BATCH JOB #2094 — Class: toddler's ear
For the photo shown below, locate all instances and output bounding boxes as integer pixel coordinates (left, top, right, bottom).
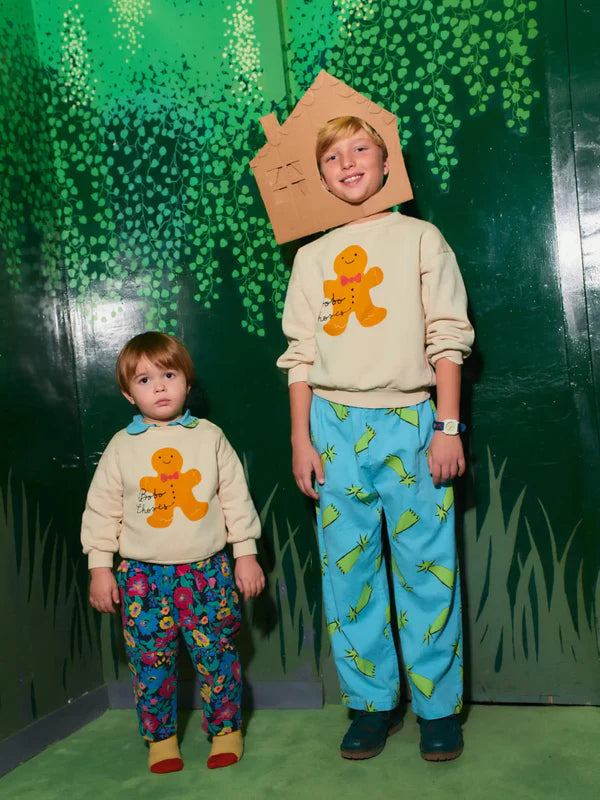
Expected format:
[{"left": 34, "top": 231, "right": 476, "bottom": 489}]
[
  {"left": 122, "top": 390, "right": 136, "bottom": 405},
  {"left": 383, "top": 157, "right": 390, "bottom": 176}
]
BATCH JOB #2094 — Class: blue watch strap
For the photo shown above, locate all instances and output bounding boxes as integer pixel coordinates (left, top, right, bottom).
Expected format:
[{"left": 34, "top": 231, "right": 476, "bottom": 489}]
[{"left": 433, "top": 420, "right": 466, "bottom": 433}]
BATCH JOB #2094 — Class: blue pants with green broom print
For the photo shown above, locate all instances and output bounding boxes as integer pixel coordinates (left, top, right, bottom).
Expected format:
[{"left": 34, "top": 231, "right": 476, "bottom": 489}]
[{"left": 310, "top": 395, "right": 463, "bottom": 720}]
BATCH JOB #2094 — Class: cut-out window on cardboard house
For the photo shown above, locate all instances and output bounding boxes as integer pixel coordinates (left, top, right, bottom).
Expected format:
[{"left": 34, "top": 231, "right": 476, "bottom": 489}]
[{"left": 250, "top": 70, "right": 413, "bottom": 244}]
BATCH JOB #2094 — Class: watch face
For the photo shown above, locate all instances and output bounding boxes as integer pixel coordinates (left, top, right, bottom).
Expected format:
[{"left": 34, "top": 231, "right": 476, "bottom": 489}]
[{"left": 444, "top": 420, "right": 459, "bottom": 435}]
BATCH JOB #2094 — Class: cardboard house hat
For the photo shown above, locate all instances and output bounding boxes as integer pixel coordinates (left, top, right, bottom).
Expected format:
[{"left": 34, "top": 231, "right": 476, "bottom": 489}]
[{"left": 250, "top": 70, "right": 413, "bottom": 244}]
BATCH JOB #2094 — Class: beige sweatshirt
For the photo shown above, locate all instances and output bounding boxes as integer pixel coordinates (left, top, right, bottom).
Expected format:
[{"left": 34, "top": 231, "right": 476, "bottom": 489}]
[
  {"left": 277, "top": 212, "right": 474, "bottom": 408},
  {"left": 81, "top": 420, "right": 260, "bottom": 569}
]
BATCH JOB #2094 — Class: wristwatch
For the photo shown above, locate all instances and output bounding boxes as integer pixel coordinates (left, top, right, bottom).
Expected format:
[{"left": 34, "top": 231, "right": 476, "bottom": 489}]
[{"left": 432, "top": 419, "right": 466, "bottom": 435}]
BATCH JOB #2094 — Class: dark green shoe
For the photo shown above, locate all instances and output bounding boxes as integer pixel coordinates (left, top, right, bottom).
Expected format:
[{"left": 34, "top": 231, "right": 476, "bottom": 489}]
[
  {"left": 418, "top": 715, "right": 463, "bottom": 761},
  {"left": 340, "top": 708, "right": 403, "bottom": 760}
]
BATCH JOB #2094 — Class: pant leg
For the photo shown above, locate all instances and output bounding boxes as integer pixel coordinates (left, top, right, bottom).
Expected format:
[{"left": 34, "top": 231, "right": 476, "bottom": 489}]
[
  {"left": 369, "top": 400, "right": 463, "bottom": 719},
  {"left": 116, "top": 560, "right": 181, "bottom": 741},
  {"left": 310, "top": 396, "right": 400, "bottom": 711},
  {"left": 174, "top": 553, "right": 243, "bottom": 735}
]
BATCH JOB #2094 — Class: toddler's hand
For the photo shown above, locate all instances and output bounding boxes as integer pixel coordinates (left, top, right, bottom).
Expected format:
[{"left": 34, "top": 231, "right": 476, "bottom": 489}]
[
  {"left": 234, "top": 554, "right": 265, "bottom": 601},
  {"left": 89, "top": 567, "right": 120, "bottom": 614},
  {"left": 292, "top": 438, "right": 324, "bottom": 500},
  {"left": 428, "top": 431, "right": 466, "bottom": 486}
]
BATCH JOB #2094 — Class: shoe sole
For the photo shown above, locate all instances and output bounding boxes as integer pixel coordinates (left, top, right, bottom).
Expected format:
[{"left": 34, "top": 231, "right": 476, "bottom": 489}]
[
  {"left": 420, "top": 745, "right": 463, "bottom": 762},
  {"left": 340, "top": 720, "right": 403, "bottom": 760}
]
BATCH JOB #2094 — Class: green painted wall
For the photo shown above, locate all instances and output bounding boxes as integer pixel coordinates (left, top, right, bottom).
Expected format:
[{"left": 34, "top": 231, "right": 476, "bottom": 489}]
[{"left": 1, "top": 0, "right": 598, "bottom": 741}]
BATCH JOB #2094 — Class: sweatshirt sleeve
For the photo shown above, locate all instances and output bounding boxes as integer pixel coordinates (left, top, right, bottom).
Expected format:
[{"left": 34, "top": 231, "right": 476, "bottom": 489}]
[
  {"left": 216, "top": 433, "right": 261, "bottom": 558},
  {"left": 81, "top": 437, "right": 124, "bottom": 570},
  {"left": 420, "top": 224, "right": 474, "bottom": 366},
  {"left": 276, "top": 248, "right": 318, "bottom": 384}
]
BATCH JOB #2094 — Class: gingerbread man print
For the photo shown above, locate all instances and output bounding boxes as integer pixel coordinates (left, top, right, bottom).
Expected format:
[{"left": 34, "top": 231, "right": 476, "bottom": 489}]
[
  {"left": 322, "top": 244, "right": 387, "bottom": 336},
  {"left": 140, "top": 448, "right": 208, "bottom": 528}
]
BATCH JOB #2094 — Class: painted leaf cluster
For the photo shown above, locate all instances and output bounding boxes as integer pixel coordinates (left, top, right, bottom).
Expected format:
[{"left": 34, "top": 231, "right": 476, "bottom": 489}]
[{"left": 1, "top": 0, "right": 539, "bottom": 335}]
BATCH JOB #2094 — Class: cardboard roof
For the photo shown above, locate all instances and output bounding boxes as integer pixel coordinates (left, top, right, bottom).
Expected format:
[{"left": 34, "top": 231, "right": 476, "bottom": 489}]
[{"left": 250, "top": 70, "right": 413, "bottom": 244}]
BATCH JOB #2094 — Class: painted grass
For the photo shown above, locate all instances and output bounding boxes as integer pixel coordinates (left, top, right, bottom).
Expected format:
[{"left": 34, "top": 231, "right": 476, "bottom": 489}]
[
  {"left": 243, "top": 466, "right": 324, "bottom": 679},
  {"left": 0, "top": 474, "right": 101, "bottom": 740},
  {"left": 463, "top": 449, "right": 599, "bottom": 701}
]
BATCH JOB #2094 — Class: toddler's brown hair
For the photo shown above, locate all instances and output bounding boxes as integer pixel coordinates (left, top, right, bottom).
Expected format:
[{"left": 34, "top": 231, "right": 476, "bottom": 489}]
[{"left": 116, "top": 332, "right": 195, "bottom": 392}]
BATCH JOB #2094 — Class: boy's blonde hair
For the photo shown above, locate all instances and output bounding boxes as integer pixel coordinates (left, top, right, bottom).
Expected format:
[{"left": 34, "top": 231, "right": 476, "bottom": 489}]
[
  {"left": 116, "top": 332, "right": 195, "bottom": 392},
  {"left": 315, "top": 116, "right": 388, "bottom": 168}
]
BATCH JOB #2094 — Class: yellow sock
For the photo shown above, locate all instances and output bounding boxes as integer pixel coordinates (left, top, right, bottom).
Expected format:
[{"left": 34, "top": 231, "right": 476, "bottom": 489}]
[
  {"left": 207, "top": 730, "right": 243, "bottom": 769},
  {"left": 148, "top": 735, "right": 183, "bottom": 774}
]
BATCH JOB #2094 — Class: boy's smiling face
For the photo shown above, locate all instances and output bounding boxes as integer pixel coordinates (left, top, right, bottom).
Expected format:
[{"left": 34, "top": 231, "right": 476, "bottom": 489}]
[
  {"left": 319, "top": 131, "right": 390, "bottom": 205},
  {"left": 122, "top": 356, "right": 189, "bottom": 426}
]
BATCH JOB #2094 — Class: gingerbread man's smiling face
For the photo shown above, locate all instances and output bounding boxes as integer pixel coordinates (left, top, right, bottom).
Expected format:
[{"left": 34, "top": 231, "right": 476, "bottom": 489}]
[
  {"left": 151, "top": 448, "right": 184, "bottom": 474},
  {"left": 334, "top": 245, "right": 368, "bottom": 280}
]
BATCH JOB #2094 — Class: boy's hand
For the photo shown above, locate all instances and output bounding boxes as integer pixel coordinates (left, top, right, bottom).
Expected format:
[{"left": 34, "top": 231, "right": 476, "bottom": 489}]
[
  {"left": 234, "top": 554, "right": 265, "bottom": 600},
  {"left": 292, "top": 438, "right": 324, "bottom": 499},
  {"left": 428, "top": 430, "right": 466, "bottom": 486},
  {"left": 89, "top": 567, "right": 120, "bottom": 614}
]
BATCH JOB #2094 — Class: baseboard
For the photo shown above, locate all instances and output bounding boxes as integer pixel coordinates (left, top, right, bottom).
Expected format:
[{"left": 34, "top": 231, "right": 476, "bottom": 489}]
[
  {"left": 0, "top": 685, "right": 108, "bottom": 778},
  {"left": 108, "top": 678, "right": 324, "bottom": 710}
]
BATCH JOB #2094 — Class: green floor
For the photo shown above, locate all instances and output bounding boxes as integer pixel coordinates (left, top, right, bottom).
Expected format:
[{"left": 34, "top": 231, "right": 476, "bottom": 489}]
[{"left": 1, "top": 705, "right": 598, "bottom": 799}]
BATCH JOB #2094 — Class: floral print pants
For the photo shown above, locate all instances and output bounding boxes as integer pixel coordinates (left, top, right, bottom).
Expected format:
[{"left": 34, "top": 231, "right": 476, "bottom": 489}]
[{"left": 116, "top": 552, "right": 242, "bottom": 742}]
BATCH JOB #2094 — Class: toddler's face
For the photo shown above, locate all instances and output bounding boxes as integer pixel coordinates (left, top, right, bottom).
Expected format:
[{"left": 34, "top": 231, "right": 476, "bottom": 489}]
[
  {"left": 122, "top": 356, "right": 189, "bottom": 426},
  {"left": 319, "top": 132, "right": 389, "bottom": 205}
]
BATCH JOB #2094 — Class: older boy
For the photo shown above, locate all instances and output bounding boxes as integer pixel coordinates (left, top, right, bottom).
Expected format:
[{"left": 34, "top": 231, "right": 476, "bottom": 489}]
[{"left": 277, "top": 117, "right": 473, "bottom": 761}]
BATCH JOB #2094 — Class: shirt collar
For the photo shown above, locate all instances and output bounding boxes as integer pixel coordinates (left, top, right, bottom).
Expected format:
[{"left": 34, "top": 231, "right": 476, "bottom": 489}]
[{"left": 126, "top": 409, "right": 200, "bottom": 435}]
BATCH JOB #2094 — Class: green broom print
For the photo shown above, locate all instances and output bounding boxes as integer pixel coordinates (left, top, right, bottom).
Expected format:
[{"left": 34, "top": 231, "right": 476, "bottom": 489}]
[
  {"left": 345, "top": 484, "right": 377, "bottom": 505},
  {"left": 391, "top": 555, "right": 413, "bottom": 591},
  {"left": 322, "top": 504, "right": 340, "bottom": 529},
  {"left": 392, "top": 508, "right": 420, "bottom": 538},
  {"left": 417, "top": 560, "right": 455, "bottom": 589},
  {"left": 383, "top": 604, "right": 391, "bottom": 638},
  {"left": 423, "top": 606, "right": 450, "bottom": 644},
  {"left": 336, "top": 534, "right": 369, "bottom": 574},
  {"left": 407, "top": 666, "right": 435, "bottom": 698},
  {"left": 354, "top": 424, "right": 376, "bottom": 454},
  {"left": 320, "top": 443, "right": 336, "bottom": 471},
  {"left": 384, "top": 453, "right": 416, "bottom": 487},
  {"left": 348, "top": 582, "right": 373, "bottom": 623},
  {"left": 327, "top": 618, "right": 342, "bottom": 636},
  {"left": 329, "top": 401, "right": 349, "bottom": 421},
  {"left": 435, "top": 486, "right": 454, "bottom": 522},
  {"left": 345, "top": 648, "right": 376, "bottom": 677},
  {"left": 385, "top": 407, "right": 419, "bottom": 426},
  {"left": 320, "top": 552, "right": 328, "bottom": 576}
]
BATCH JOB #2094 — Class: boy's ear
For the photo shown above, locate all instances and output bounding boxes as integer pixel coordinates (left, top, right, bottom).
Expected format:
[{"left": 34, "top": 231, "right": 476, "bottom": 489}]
[
  {"left": 121, "top": 390, "right": 136, "bottom": 406},
  {"left": 320, "top": 173, "right": 331, "bottom": 192},
  {"left": 383, "top": 156, "right": 390, "bottom": 176}
]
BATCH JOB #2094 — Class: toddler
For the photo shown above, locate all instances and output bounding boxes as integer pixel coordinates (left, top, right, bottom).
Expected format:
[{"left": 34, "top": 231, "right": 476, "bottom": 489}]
[{"left": 82, "top": 331, "right": 264, "bottom": 772}]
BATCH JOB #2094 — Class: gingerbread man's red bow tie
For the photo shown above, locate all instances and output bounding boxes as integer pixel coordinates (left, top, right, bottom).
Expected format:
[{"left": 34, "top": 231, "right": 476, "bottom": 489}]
[
  {"left": 340, "top": 273, "right": 362, "bottom": 287},
  {"left": 161, "top": 471, "right": 179, "bottom": 482}
]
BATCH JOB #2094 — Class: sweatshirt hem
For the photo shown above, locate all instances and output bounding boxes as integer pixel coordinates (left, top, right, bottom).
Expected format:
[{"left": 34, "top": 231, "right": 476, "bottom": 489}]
[{"left": 313, "top": 387, "right": 431, "bottom": 408}]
